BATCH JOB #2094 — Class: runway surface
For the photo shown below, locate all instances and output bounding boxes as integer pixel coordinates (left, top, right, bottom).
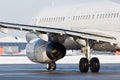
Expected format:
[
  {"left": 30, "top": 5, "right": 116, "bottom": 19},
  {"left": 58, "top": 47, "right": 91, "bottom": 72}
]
[{"left": 0, "top": 64, "right": 120, "bottom": 80}]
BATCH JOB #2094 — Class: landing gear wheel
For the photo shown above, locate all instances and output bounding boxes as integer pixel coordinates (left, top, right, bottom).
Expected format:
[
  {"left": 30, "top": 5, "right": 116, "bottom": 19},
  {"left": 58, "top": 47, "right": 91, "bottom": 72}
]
[
  {"left": 46, "top": 62, "right": 56, "bottom": 71},
  {"left": 51, "top": 63, "right": 56, "bottom": 70},
  {"left": 90, "top": 57, "right": 100, "bottom": 72},
  {"left": 79, "top": 58, "right": 89, "bottom": 72}
]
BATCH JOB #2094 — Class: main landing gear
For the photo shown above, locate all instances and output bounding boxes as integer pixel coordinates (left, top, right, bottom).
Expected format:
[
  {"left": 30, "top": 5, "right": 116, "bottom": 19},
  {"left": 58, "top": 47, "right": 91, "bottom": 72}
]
[
  {"left": 79, "top": 57, "right": 100, "bottom": 72},
  {"left": 79, "top": 40, "right": 100, "bottom": 72}
]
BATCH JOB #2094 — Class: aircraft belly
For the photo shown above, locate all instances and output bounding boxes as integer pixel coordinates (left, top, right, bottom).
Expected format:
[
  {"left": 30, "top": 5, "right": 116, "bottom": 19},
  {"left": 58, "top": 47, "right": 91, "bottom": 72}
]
[
  {"left": 64, "top": 39, "right": 116, "bottom": 51},
  {"left": 93, "top": 43, "right": 116, "bottom": 51},
  {"left": 63, "top": 38, "right": 80, "bottom": 50}
]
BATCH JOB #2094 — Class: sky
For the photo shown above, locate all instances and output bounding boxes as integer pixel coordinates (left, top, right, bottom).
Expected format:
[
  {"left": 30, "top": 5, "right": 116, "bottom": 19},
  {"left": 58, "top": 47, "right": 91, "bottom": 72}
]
[{"left": 0, "top": 0, "right": 119, "bottom": 38}]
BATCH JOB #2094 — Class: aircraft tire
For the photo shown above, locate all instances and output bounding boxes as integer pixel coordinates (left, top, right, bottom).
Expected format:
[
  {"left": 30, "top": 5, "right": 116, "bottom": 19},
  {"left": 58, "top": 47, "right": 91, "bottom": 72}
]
[
  {"left": 51, "top": 62, "right": 56, "bottom": 70},
  {"left": 46, "top": 62, "right": 56, "bottom": 71},
  {"left": 79, "top": 58, "right": 89, "bottom": 72},
  {"left": 90, "top": 57, "right": 100, "bottom": 72}
]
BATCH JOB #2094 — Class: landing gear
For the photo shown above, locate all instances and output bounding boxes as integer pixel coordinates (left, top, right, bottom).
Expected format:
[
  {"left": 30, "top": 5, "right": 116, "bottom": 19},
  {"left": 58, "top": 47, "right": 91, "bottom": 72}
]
[
  {"left": 79, "top": 57, "right": 100, "bottom": 72},
  {"left": 46, "top": 62, "right": 56, "bottom": 71},
  {"left": 79, "top": 39, "right": 100, "bottom": 72}
]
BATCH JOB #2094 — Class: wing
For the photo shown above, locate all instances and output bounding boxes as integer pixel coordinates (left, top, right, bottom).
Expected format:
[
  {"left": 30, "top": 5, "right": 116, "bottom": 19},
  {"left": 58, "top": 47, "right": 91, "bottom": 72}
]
[{"left": 0, "top": 22, "right": 117, "bottom": 45}]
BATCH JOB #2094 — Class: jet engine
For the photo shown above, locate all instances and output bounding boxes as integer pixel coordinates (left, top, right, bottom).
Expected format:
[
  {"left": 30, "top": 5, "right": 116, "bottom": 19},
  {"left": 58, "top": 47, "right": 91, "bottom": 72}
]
[{"left": 26, "top": 38, "right": 66, "bottom": 63}]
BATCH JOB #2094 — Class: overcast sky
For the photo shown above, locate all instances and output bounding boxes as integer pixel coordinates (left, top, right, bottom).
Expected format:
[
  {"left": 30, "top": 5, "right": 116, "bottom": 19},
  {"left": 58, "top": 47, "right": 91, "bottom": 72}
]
[{"left": 0, "top": 0, "right": 119, "bottom": 38}]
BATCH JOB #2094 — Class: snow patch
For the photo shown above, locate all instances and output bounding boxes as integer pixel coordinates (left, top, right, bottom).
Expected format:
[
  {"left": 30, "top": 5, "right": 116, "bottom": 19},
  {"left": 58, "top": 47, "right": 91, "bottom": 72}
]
[{"left": 0, "top": 55, "right": 119, "bottom": 64}]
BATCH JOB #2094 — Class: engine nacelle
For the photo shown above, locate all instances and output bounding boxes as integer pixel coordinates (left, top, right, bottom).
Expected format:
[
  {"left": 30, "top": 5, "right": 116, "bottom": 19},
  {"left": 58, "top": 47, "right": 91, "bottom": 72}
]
[{"left": 26, "top": 38, "right": 66, "bottom": 63}]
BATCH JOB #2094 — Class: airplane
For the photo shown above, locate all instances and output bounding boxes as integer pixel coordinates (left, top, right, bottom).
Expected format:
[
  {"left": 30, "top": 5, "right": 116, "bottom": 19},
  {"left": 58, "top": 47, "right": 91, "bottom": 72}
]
[{"left": 0, "top": 1, "right": 120, "bottom": 72}]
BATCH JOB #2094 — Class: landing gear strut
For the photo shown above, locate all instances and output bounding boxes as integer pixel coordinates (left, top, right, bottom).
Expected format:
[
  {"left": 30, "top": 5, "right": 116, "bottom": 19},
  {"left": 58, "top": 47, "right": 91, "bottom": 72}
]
[
  {"left": 46, "top": 62, "right": 56, "bottom": 71},
  {"left": 79, "top": 40, "right": 100, "bottom": 72}
]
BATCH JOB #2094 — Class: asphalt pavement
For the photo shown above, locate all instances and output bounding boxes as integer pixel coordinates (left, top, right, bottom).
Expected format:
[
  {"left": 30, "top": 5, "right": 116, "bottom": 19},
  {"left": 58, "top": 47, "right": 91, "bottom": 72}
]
[{"left": 0, "top": 64, "right": 120, "bottom": 80}]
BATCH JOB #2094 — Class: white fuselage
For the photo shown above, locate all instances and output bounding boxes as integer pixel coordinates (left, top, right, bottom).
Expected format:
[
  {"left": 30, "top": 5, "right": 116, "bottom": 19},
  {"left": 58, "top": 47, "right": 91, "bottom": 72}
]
[{"left": 33, "top": 2, "right": 120, "bottom": 51}]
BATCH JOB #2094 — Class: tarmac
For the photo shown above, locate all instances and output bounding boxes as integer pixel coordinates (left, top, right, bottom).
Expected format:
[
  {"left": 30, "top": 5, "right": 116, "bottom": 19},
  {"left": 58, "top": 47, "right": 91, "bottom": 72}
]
[
  {"left": 0, "top": 55, "right": 120, "bottom": 80},
  {"left": 0, "top": 64, "right": 120, "bottom": 80}
]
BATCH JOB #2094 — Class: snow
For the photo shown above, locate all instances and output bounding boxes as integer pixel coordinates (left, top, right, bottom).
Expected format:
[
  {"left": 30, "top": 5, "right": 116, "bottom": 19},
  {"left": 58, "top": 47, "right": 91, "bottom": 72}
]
[
  {"left": 0, "top": 56, "right": 34, "bottom": 64},
  {"left": 0, "top": 55, "right": 120, "bottom": 64},
  {"left": 57, "top": 55, "right": 120, "bottom": 64}
]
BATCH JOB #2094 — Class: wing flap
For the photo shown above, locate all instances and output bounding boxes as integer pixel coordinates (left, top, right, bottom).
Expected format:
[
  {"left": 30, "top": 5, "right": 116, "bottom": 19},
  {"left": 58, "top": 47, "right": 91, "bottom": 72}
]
[{"left": 66, "top": 31, "right": 117, "bottom": 44}]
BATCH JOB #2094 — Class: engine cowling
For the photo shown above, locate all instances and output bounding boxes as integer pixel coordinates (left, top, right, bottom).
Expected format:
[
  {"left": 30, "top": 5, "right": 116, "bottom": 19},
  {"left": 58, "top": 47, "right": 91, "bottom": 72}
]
[{"left": 26, "top": 38, "right": 66, "bottom": 63}]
